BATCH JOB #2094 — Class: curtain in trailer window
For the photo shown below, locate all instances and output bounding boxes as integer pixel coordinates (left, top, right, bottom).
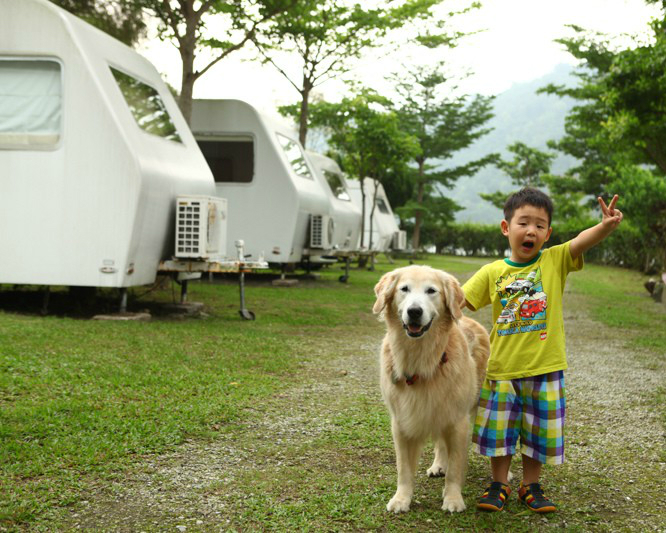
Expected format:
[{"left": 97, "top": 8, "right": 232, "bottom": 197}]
[{"left": 0, "top": 59, "right": 62, "bottom": 147}]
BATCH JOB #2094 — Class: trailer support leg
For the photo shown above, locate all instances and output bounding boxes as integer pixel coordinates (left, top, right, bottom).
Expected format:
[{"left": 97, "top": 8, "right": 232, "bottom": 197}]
[
  {"left": 119, "top": 288, "right": 128, "bottom": 313},
  {"left": 180, "top": 280, "right": 188, "bottom": 304},
  {"left": 238, "top": 271, "right": 255, "bottom": 320},
  {"left": 41, "top": 286, "right": 50, "bottom": 316},
  {"left": 339, "top": 256, "right": 350, "bottom": 283}
]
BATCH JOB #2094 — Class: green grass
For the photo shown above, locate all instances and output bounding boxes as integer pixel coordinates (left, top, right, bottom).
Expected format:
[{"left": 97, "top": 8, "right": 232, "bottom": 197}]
[{"left": 0, "top": 255, "right": 664, "bottom": 531}]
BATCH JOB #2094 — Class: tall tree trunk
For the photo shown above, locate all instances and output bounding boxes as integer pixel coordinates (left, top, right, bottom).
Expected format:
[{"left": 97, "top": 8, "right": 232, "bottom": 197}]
[
  {"left": 412, "top": 159, "right": 426, "bottom": 249},
  {"left": 298, "top": 78, "right": 313, "bottom": 147},
  {"left": 177, "top": 4, "right": 198, "bottom": 125},
  {"left": 359, "top": 178, "right": 366, "bottom": 249}
]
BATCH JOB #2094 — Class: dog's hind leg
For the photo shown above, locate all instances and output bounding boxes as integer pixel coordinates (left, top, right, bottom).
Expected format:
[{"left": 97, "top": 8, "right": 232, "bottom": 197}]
[
  {"left": 426, "top": 438, "right": 447, "bottom": 478},
  {"left": 441, "top": 420, "right": 469, "bottom": 513},
  {"left": 387, "top": 422, "right": 424, "bottom": 513}
]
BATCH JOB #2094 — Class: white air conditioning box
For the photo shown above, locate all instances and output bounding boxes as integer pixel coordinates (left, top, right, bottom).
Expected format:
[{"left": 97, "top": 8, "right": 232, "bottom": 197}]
[
  {"left": 175, "top": 195, "right": 227, "bottom": 260},
  {"left": 392, "top": 230, "right": 407, "bottom": 251},
  {"left": 310, "top": 214, "right": 334, "bottom": 249}
]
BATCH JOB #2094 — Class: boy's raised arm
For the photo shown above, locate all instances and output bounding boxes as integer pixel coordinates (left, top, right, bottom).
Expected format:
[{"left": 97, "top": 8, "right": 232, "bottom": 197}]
[{"left": 569, "top": 194, "right": 624, "bottom": 260}]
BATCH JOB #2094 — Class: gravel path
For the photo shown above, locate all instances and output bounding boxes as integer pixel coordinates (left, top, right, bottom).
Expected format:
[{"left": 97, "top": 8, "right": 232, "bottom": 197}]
[{"left": 60, "top": 292, "right": 666, "bottom": 532}]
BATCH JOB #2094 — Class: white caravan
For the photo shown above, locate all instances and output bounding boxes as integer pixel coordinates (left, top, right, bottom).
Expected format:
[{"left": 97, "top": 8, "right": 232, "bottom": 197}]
[
  {"left": 191, "top": 99, "right": 333, "bottom": 265},
  {"left": 0, "top": 0, "right": 217, "bottom": 288},
  {"left": 305, "top": 151, "right": 362, "bottom": 254},
  {"left": 347, "top": 178, "right": 406, "bottom": 252}
]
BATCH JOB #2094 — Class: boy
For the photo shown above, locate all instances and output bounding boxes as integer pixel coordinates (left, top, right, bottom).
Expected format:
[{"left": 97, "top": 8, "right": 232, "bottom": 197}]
[{"left": 462, "top": 187, "right": 623, "bottom": 513}]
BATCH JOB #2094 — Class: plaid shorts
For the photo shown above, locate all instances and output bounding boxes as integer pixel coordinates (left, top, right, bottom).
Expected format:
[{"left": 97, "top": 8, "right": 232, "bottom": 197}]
[{"left": 472, "top": 370, "right": 566, "bottom": 465}]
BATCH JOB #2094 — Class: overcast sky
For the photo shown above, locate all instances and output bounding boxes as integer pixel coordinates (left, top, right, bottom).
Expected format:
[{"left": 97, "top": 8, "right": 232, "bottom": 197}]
[{"left": 139, "top": 0, "right": 660, "bottom": 119}]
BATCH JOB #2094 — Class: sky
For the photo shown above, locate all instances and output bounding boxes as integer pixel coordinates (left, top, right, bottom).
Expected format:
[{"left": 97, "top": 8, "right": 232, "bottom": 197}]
[{"left": 138, "top": 0, "right": 660, "bottom": 121}]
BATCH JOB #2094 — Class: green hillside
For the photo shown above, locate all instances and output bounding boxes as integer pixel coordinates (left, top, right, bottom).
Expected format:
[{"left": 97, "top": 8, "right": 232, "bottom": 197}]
[{"left": 444, "top": 63, "right": 577, "bottom": 223}]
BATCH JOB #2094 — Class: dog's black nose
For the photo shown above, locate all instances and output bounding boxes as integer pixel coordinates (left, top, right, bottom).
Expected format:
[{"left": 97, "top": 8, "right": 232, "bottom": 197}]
[{"left": 407, "top": 306, "right": 423, "bottom": 319}]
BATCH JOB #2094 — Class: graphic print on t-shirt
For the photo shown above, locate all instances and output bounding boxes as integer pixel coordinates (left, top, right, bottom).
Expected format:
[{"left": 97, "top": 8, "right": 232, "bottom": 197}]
[{"left": 495, "top": 267, "right": 548, "bottom": 336}]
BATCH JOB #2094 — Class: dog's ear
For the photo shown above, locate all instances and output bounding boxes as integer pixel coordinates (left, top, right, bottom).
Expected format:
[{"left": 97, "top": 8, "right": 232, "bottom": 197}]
[
  {"left": 441, "top": 272, "right": 464, "bottom": 322},
  {"left": 373, "top": 270, "right": 398, "bottom": 315}
]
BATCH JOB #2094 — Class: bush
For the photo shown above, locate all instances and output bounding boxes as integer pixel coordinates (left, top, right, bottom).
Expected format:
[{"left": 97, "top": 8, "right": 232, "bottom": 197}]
[{"left": 437, "top": 220, "right": 655, "bottom": 271}]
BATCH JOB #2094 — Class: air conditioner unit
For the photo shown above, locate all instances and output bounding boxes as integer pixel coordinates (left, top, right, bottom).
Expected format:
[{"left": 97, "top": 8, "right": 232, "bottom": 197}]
[
  {"left": 392, "top": 230, "right": 407, "bottom": 251},
  {"left": 309, "top": 214, "right": 334, "bottom": 249},
  {"left": 175, "top": 195, "right": 227, "bottom": 261}
]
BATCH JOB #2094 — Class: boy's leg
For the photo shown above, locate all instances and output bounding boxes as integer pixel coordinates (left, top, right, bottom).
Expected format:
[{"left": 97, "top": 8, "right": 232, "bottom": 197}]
[
  {"left": 521, "top": 453, "right": 542, "bottom": 485},
  {"left": 473, "top": 377, "right": 521, "bottom": 512},
  {"left": 490, "top": 455, "right": 512, "bottom": 484},
  {"left": 517, "top": 371, "right": 565, "bottom": 513}
]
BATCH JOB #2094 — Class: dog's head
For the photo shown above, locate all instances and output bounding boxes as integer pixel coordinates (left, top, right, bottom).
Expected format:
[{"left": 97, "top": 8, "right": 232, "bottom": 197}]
[{"left": 373, "top": 265, "right": 464, "bottom": 338}]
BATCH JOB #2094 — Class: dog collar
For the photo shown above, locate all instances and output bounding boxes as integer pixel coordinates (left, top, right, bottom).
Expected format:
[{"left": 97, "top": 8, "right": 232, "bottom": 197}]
[{"left": 393, "top": 351, "right": 448, "bottom": 386}]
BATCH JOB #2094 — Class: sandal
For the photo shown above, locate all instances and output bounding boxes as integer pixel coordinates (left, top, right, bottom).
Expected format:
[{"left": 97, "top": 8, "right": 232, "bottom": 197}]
[
  {"left": 477, "top": 481, "right": 511, "bottom": 512},
  {"left": 518, "top": 482, "right": 556, "bottom": 513}
]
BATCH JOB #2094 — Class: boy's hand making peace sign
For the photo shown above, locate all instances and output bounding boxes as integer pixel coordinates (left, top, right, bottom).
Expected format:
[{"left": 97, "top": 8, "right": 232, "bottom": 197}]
[
  {"left": 570, "top": 194, "right": 624, "bottom": 260},
  {"left": 598, "top": 194, "right": 623, "bottom": 231}
]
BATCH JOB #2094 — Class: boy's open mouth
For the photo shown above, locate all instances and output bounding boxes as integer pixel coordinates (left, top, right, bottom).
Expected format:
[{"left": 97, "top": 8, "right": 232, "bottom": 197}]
[{"left": 522, "top": 241, "right": 534, "bottom": 249}]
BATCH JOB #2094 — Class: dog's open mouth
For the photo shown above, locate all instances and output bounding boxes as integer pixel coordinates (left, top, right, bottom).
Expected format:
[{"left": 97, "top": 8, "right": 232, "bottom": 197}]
[{"left": 403, "top": 319, "right": 433, "bottom": 338}]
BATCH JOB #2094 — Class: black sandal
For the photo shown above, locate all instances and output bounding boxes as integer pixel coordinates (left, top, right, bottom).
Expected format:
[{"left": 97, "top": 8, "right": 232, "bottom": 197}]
[
  {"left": 477, "top": 481, "right": 511, "bottom": 512},
  {"left": 518, "top": 482, "right": 556, "bottom": 513}
]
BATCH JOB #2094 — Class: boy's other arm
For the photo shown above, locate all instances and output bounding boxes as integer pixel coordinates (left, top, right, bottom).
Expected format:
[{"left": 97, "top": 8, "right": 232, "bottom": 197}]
[{"left": 570, "top": 194, "right": 624, "bottom": 260}]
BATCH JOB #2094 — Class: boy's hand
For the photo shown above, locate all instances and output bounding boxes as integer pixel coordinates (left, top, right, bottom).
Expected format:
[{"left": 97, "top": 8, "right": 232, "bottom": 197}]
[
  {"left": 570, "top": 194, "right": 624, "bottom": 259},
  {"left": 598, "top": 194, "right": 623, "bottom": 231}
]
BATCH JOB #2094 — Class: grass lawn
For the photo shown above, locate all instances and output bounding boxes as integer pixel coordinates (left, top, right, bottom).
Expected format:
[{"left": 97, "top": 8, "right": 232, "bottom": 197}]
[{"left": 0, "top": 255, "right": 664, "bottom": 531}]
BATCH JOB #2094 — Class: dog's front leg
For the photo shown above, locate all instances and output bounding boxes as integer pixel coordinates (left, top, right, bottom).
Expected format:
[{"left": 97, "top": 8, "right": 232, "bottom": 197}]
[
  {"left": 427, "top": 438, "right": 448, "bottom": 477},
  {"left": 387, "top": 421, "right": 423, "bottom": 513},
  {"left": 441, "top": 420, "right": 469, "bottom": 513}
]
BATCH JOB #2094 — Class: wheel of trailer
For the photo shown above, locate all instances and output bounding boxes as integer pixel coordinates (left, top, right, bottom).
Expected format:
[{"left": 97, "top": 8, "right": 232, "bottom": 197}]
[{"left": 339, "top": 274, "right": 349, "bottom": 283}]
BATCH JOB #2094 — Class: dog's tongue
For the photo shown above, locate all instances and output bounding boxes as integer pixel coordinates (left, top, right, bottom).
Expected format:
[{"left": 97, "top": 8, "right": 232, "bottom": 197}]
[{"left": 408, "top": 324, "right": 422, "bottom": 333}]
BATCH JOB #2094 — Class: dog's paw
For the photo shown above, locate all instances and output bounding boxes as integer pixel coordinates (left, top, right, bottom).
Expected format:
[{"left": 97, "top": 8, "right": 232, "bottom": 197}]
[
  {"left": 386, "top": 495, "right": 411, "bottom": 513},
  {"left": 426, "top": 465, "right": 446, "bottom": 478},
  {"left": 442, "top": 496, "right": 466, "bottom": 513}
]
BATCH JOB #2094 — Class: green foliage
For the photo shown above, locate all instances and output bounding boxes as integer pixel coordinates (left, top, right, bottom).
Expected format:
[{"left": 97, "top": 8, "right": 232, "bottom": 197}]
[
  {"left": 540, "top": 16, "right": 666, "bottom": 269},
  {"left": 391, "top": 63, "right": 495, "bottom": 247},
  {"left": 258, "top": 0, "right": 450, "bottom": 144},
  {"left": 138, "top": 0, "right": 294, "bottom": 122},
  {"left": 480, "top": 142, "right": 556, "bottom": 209},
  {"left": 50, "top": 0, "right": 146, "bottom": 45}
]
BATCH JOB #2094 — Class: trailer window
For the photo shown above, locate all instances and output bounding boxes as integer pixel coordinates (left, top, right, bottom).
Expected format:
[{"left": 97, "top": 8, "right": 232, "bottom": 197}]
[
  {"left": 0, "top": 58, "right": 62, "bottom": 149},
  {"left": 111, "top": 67, "right": 182, "bottom": 143},
  {"left": 276, "top": 133, "right": 313, "bottom": 179},
  {"left": 323, "top": 170, "right": 351, "bottom": 201},
  {"left": 197, "top": 137, "right": 254, "bottom": 183},
  {"left": 376, "top": 197, "right": 390, "bottom": 214}
]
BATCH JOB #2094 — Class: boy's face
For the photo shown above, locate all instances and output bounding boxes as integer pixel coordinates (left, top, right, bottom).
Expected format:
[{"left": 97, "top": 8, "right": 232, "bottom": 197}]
[{"left": 501, "top": 205, "right": 553, "bottom": 263}]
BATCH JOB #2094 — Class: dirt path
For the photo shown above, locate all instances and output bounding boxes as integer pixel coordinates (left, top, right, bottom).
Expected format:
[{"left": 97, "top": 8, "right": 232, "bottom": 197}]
[{"left": 59, "top": 293, "right": 666, "bottom": 532}]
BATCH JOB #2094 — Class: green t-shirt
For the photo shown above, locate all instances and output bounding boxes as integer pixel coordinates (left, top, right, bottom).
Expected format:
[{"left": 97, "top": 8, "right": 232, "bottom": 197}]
[{"left": 462, "top": 241, "right": 584, "bottom": 380}]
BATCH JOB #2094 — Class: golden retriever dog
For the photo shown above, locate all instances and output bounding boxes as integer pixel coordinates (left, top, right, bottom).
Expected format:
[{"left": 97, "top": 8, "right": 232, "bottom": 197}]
[{"left": 373, "top": 265, "right": 490, "bottom": 513}]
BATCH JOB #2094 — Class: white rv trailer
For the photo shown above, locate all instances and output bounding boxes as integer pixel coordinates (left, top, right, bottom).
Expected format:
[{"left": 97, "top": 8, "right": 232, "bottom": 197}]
[
  {"left": 191, "top": 99, "right": 333, "bottom": 266},
  {"left": 305, "top": 151, "right": 362, "bottom": 254},
  {"left": 0, "top": 0, "right": 218, "bottom": 289},
  {"left": 346, "top": 178, "right": 406, "bottom": 252}
]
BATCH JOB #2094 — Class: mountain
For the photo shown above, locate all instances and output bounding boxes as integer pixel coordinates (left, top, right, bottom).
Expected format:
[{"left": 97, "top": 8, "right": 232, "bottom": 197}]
[{"left": 444, "top": 63, "right": 577, "bottom": 223}]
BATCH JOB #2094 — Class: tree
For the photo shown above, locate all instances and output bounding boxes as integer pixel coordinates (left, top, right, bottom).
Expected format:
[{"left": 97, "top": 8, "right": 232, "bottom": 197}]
[
  {"left": 306, "top": 90, "right": 421, "bottom": 253},
  {"left": 542, "top": 14, "right": 666, "bottom": 270},
  {"left": 393, "top": 62, "right": 495, "bottom": 248},
  {"left": 480, "top": 142, "right": 555, "bottom": 210},
  {"left": 51, "top": 0, "right": 146, "bottom": 45},
  {"left": 138, "top": 0, "right": 295, "bottom": 123},
  {"left": 256, "top": 0, "right": 460, "bottom": 146}
]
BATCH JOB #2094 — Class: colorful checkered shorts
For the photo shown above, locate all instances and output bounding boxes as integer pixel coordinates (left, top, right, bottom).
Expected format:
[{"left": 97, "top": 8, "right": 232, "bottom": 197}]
[{"left": 472, "top": 371, "right": 566, "bottom": 465}]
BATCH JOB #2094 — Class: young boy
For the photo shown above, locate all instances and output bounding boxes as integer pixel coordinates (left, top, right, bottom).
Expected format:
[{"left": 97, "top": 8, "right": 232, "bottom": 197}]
[{"left": 462, "top": 187, "right": 623, "bottom": 513}]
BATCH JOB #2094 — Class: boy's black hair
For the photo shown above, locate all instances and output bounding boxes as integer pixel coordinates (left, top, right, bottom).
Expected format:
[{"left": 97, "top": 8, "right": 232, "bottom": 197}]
[{"left": 503, "top": 187, "right": 553, "bottom": 225}]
